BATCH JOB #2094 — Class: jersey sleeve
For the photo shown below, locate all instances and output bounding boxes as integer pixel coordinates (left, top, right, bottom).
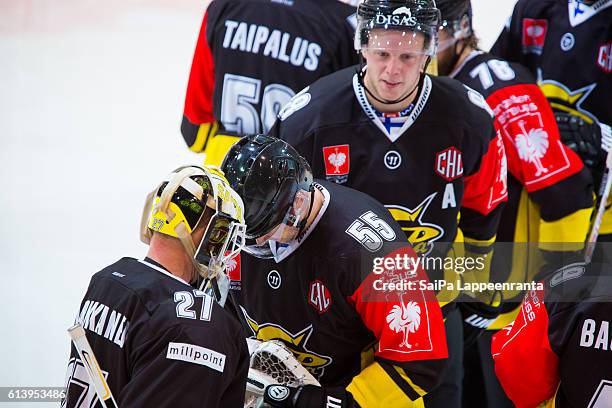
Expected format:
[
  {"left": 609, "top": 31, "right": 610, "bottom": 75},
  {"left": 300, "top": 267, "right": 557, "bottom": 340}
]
[
  {"left": 487, "top": 83, "right": 593, "bottom": 247},
  {"left": 346, "top": 246, "right": 448, "bottom": 406},
  {"left": 181, "top": 9, "right": 219, "bottom": 154},
  {"left": 458, "top": 106, "right": 508, "bottom": 303},
  {"left": 491, "top": 288, "right": 560, "bottom": 408},
  {"left": 270, "top": 90, "right": 318, "bottom": 165},
  {"left": 461, "top": 128, "right": 508, "bottom": 242},
  {"left": 120, "top": 321, "right": 249, "bottom": 407}
]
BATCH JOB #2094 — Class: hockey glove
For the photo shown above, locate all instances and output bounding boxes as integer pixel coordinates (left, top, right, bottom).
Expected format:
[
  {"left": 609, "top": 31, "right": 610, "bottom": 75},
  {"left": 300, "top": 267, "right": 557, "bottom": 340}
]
[
  {"left": 556, "top": 112, "right": 612, "bottom": 189},
  {"left": 457, "top": 293, "right": 502, "bottom": 349},
  {"left": 262, "top": 384, "right": 354, "bottom": 408}
]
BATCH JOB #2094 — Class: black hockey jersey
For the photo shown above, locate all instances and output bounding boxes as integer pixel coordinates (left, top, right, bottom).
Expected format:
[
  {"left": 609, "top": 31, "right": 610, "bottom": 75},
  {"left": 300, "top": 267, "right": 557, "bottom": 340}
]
[
  {"left": 491, "top": 0, "right": 612, "bottom": 235},
  {"left": 230, "top": 181, "right": 448, "bottom": 407},
  {"left": 452, "top": 51, "right": 594, "bottom": 314},
  {"left": 272, "top": 66, "right": 508, "bottom": 304},
  {"left": 492, "top": 262, "right": 612, "bottom": 408},
  {"left": 62, "top": 258, "right": 249, "bottom": 408},
  {"left": 182, "top": 0, "right": 359, "bottom": 166}
]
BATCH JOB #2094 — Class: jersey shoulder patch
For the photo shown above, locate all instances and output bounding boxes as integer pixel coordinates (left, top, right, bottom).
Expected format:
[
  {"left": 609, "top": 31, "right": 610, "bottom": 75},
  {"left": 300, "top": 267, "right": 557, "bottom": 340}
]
[
  {"left": 279, "top": 66, "right": 356, "bottom": 122},
  {"left": 274, "top": 66, "right": 360, "bottom": 148}
]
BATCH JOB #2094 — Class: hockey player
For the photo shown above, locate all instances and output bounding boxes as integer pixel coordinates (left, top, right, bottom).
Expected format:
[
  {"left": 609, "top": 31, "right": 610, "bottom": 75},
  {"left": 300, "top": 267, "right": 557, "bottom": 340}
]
[
  {"left": 270, "top": 0, "right": 508, "bottom": 405},
  {"left": 181, "top": 0, "right": 359, "bottom": 167},
  {"left": 491, "top": 0, "right": 612, "bottom": 241},
  {"left": 62, "top": 166, "right": 249, "bottom": 407},
  {"left": 433, "top": 0, "right": 595, "bottom": 405},
  {"left": 222, "top": 135, "right": 449, "bottom": 407},
  {"left": 491, "top": 261, "right": 612, "bottom": 407}
]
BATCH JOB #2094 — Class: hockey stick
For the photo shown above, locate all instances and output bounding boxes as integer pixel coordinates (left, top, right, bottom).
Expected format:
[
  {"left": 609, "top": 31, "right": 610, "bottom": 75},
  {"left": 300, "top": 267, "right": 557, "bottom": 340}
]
[
  {"left": 67, "top": 324, "right": 119, "bottom": 408},
  {"left": 244, "top": 339, "right": 320, "bottom": 408},
  {"left": 585, "top": 124, "right": 612, "bottom": 263}
]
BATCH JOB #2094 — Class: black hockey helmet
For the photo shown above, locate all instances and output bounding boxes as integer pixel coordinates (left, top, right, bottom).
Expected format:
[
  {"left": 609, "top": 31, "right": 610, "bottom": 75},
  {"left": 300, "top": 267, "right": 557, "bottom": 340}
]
[
  {"left": 355, "top": 0, "right": 440, "bottom": 55},
  {"left": 221, "top": 134, "right": 314, "bottom": 240},
  {"left": 435, "top": 0, "right": 473, "bottom": 43}
]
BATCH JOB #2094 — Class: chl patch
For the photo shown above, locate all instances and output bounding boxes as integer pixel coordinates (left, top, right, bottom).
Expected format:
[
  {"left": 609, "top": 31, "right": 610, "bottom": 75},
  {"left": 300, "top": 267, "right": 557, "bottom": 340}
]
[
  {"left": 522, "top": 18, "right": 548, "bottom": 55},
  {"left": 435, "top": 147, "right": 464, "bottom": 181},
  {"left": 308, "top": 280, "right": 332, "bottom": 314},
  {"left": 598, "top": 42, "right": 612, "bottom": 73},
  {"left": 323, "top": 144, "right": 350, "bottom": 184}
]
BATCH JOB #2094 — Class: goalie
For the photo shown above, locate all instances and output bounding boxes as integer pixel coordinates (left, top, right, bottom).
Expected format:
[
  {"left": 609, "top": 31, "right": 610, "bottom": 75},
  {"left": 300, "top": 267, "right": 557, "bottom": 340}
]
[
  {"left": 222, "top": 135, "right": 448, "bottom": 408},
  {"left": 62, "top": 166, "right": 249, "bottom": 408}
]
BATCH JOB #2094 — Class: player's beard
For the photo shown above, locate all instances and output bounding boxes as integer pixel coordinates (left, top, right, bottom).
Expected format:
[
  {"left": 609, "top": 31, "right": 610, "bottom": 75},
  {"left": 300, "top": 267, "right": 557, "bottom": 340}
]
[
  {"left": 438, "top": 40, "right": 471, "bottom": 77},
  {"left": 436, "top": 48, "right": 456, "bottom": 77}
]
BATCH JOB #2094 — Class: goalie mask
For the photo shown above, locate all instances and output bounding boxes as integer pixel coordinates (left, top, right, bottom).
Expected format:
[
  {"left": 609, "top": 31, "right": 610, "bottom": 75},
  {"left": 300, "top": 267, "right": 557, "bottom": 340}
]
[
  {"left": 221, "top": 135, "right": 314, "bottom": 259},
  {"left": 140, "top": 165, "right": 246, "bottom": 284}
]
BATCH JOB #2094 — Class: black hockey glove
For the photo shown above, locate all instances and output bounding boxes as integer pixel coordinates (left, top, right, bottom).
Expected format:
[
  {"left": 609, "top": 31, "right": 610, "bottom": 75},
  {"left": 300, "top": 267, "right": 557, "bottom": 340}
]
[
  {"left": 457, "top": 293, "right": 502, "bottom": 349},
  {"left": 262, "top": 384, "right": 355, "bottom": 408},
  {"left": 556, "top": 112, "right": 611, "bottom": 189}
]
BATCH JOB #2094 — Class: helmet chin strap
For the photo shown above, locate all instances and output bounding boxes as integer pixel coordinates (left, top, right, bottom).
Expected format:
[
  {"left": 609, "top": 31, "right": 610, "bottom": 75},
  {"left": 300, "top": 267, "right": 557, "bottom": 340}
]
[
  {"left": 358, "top": 56, "right": 429, "bottom": 107},
  {"left": 174, "top": 220, "right": 209, "bottom": 283},
  {"left": 296, "top": 186, "right": 316, "bottom": 239}
]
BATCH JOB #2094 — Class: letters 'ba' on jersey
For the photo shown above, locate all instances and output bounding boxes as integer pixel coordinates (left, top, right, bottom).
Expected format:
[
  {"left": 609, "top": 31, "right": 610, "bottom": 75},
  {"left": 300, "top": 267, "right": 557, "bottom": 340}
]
[
  {"left": 230, "top": 181, "right": 448, "bottom": 407},
  {"left": 491, "top": 0, "right": 612, "bottom": 234},
  {"left": 492, "top": 262, "right": 612, "bottom": 408},
  {"left": 452, "top": 50, "right": 594, "bottom": 324},
  {"left": 272, "top": 66, "right": 508, "bottom": 306},
  {"left": 62, "top": 258, "right": 249, "bottom": 408},
  {"left": 181, "top": 0, "right": 359, "bottom": 166}
]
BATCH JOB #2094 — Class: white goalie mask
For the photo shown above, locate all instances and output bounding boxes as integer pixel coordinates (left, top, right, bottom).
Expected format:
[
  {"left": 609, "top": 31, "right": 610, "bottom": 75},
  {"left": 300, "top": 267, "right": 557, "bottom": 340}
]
[{"left": 140, "top": 165, "right": 246, "bottom": 299}]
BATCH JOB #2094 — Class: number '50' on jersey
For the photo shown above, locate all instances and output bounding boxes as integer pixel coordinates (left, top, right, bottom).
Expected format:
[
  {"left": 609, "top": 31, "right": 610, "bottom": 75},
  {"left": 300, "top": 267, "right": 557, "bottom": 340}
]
[{"left": 181, "top": 0, "right": 358, "bottom": 165}]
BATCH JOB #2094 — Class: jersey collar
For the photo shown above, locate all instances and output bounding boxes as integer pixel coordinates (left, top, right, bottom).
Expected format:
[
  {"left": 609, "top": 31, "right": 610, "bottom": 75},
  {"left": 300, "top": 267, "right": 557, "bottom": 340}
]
[
  {"left": 139, "top": 259, "right": 191, "bottom": 286},
  {"left": 449, "top": 50, "right": 484, "bottom": 79},
  {"left": 269, "top": 183, "right": 331, "bottom": 263},
  {"left": 568, "top": 0, "right": 612, "bottom": 27},
  {"left": 353, "top": 69, "right": 433, "bottom": 143}
]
